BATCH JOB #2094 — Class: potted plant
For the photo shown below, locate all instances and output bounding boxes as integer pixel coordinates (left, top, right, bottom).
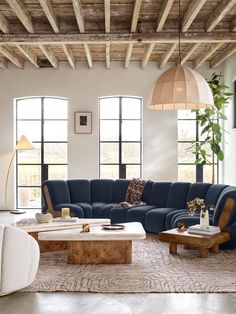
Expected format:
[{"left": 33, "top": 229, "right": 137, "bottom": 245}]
[
  {"left": 188, "top": 73, "right": 232, "bottom": 183},
  {"left": 187, "top": 198, "right": 211, "bottom": 228}
]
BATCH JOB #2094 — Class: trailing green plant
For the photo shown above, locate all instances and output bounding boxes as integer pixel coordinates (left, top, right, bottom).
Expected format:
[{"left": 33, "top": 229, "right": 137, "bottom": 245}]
[{"left": 188, "top": 73, "right": 232, "bottom": 183}]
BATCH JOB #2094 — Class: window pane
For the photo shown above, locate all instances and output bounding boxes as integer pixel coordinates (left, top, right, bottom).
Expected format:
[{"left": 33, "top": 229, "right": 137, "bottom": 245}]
[
  {"left": 18, "top": 187, "right": 41, "bottom": 208},
  {"left": 178, "top": 143, "right": 196, "bottom": 163},
  {"left": 100, "top": 98, "right": 119, "bottom": 119},
  {"left": 178, "top": 120, "right": 196, "bottom": 141},
  {"left": 100, "top": 143, "right": 119, "bottom": 163},
  {"left": 126, "top": 165, "right": 141, "bottom": 179},
  {"left": 17, "top": 121, "right": 41, "bottom": 141},
  {"left": 44, "top": 98, "right": 67, "bottom": 119},
  {"left": 48, "top": 165, "right": 68, "bottom": 180},
  {"left": 17, "top": 98, "right": 41, "bottom": 119},
  {"left": 122, "top": 143, "right": 140, "bottom": 163},
  {"left": 44, "top": 143, "right": 67, "bottom": 164},
  {"left": 100, "top": 165, "right": 119, "bottom": 179},
  {"left": 178, "top": 165, "right": 196, "bottom": 182},
  {"left": 178, "top": 110, "right": 196, "bottom": 119},
  {"left": 122, "top": 121, "right": 141, "bottom": 141},
  {"left": 203, "top": 165, "right": 217, "bottom": 183},
  {"left": 17, "top": 143, "right": 41, "bottom": 164},
  {"left": 44, "top": 121, "right": 68, "bottom": 141},
  {"left": 100, "top": 120, "right": 119, "bottom": 141},
  {"left": 122, "top": 98, "right": 141, "bottom": 119},
  {"left": 18, "top": 165, "right": 41, "bottom": 186}
]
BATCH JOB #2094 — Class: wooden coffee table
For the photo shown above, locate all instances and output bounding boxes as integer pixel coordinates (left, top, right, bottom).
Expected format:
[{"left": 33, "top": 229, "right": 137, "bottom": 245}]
[
  {"left": 38, "top": 222, "right": 146, "bottom": 264},
  {"left": 15, "top": 218, "right": 110, "bottom": 252},
  {"left": 158, "top": 228, "right": 231, "bottom": 258}
]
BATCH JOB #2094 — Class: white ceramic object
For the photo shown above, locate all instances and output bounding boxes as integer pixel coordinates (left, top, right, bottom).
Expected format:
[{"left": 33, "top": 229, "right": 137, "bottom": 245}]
[
  {"left": 35, "top": 212, "right": 53, "bottom": 223},
  {"left": 200, "top": 210, "right": 209, "bottom": 228}
]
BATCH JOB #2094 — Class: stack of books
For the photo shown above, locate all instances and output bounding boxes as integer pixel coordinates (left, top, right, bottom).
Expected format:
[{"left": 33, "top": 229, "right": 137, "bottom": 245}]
[{"left": 188, "top": 224, "right": 221, "bottom": 235}]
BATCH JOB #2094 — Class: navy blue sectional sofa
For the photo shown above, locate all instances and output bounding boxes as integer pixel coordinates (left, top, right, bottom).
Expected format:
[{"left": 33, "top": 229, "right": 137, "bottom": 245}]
[{"left": 42, "top": 179, "right": 236, "bottom": 249}]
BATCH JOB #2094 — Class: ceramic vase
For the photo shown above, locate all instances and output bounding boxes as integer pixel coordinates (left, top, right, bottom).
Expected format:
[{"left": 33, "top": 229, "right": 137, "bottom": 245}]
[{"left": 200, "top": 210, "right": 209, "bottom": 228}]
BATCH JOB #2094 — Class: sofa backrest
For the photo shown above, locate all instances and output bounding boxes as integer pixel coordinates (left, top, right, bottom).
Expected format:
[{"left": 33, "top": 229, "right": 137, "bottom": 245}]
[
  {"left": 166, "top": 182, "right": 191, "bottom": 208},
  {"left": 42, "top": 180, "right": 71, "bottom": 207},
  {"left": 90, "top": 179, "right": 113, "bottom": 203},
  {"left": 141, "top": 180, "right": 153, "bottom": 203},
  {"left": 204, "top": 184, "right": 228, "bottom": 206},
  {"left": 186, "top": 182, "right": 212, "bottom": 204},
  {"left": 149, "top": 182, "right": 171, "bottom": 207},
  {"left": 67, "top": 179, "right": 91, "bottom": 203},
  {"left": 112, "top": 179, "right": 130, "bottom": 203}
]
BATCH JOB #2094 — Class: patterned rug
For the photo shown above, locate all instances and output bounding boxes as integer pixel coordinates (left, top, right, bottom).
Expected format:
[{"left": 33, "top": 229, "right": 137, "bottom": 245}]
[{"left": 23, "top": 234, "right": 236, "bottom": 293}]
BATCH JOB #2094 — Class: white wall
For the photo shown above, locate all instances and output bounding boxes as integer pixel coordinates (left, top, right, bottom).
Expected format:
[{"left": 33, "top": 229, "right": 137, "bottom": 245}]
[
  {"left": 0, "top": 61, "right": 222, "bottom": 209},
  {"left": 223, "top": 55, "right": 236, "bottom": 185}
]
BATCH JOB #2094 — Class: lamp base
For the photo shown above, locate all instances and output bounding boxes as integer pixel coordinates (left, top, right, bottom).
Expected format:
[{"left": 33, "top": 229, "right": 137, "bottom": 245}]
[{"left": 10, "top": 210, "right": 26, "bottom": 214}]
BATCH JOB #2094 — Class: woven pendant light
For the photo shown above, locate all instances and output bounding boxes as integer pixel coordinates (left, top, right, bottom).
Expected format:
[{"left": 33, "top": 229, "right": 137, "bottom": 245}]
[
  {"left": 148, "top": 0, "right": 213, "bottom": 110},
  {"left": 148, "top": 65, "right": 214, "bottom": 110}
]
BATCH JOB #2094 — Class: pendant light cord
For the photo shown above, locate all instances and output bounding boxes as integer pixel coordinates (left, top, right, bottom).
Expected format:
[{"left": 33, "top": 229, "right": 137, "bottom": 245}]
[{"left": 178, "top": 0, "right": 181, "bottom": 66}]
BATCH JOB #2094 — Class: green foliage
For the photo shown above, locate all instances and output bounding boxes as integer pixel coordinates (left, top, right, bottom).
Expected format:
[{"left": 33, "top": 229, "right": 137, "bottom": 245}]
[{"left": 188, "top": 73, "right": 232, "bottom": 166}]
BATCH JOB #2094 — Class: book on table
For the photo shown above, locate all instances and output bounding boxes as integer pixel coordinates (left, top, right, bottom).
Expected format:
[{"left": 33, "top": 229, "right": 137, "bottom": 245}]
[{"left": 187, "top": 224, "right": 221, "bottom": 235}]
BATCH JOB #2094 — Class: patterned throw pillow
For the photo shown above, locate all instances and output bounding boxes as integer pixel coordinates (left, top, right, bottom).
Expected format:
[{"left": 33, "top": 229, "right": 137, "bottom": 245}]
[{"left": 125, "top": 178, "right": 146, "bottom": 204}]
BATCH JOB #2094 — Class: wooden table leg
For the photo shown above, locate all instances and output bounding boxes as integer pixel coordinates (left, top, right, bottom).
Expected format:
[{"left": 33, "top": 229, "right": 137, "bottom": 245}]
[
  {"left": 211, "top": 244, "right": 220, "bottom": 254},
  {"left": 169, "top": 243, "right": 177, "bottom": 254},
  {"left": 198, "top": 247, "right": 208, "bottom": 258}
]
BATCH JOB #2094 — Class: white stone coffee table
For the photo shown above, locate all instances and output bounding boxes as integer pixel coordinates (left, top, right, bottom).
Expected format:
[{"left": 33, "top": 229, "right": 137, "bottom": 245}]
[{"left": 38, "top": 222, "right": 146, "bottom": 264}]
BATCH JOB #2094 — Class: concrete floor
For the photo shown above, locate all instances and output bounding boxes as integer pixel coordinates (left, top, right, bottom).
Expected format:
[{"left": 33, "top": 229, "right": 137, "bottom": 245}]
[
  {"left": 1, "top": 212, "right": 236, "bottom": 314},
  {"left": 1, "top": 293, "right": 236, "bottom": 314}
]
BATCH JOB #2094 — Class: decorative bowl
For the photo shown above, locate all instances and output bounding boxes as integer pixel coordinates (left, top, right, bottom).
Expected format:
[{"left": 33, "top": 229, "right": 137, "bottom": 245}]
[{"left": 35, "top": 212, "right": 53, "bottom": 223}]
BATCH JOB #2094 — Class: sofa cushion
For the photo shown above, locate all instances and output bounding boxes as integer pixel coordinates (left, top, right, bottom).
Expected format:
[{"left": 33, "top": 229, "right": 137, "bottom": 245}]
[
  {"left": 186, "top": 182, "right": 212, "bottom": 203},
  {"left": 109, "top": 206, "right": 130, "bottom": 224},
  {"left": 149, "top": 182, "right": 171, "bottom": 207},
  {"left": 75, "top": 202, "right": 93, "bottom": 218},
  {"left": 92, "top": 202, "right": 107, "bottom": 218},
  {"left": 91, "top": 179, "right": 113, "bottom": 203},
  {"left": 67, "top": 179, "right": 91, "bottom": 203},
  {"left": 165, "top": 209, "right": 189, "bottom": 230},
  {"left": 112, "top": 179, "right": 130, "bottom": 203},
  {"left": 145, "top": 208, "right": 178, "bottom": 233},
  {"left": 204, "top": 184, "right": 228, "bottom": 206},
  {"left": 126, "top": 205, "right": 157, "bottom": 227},
  {"left": 166, "top": 182, "right": 191, "bottom": 208}
]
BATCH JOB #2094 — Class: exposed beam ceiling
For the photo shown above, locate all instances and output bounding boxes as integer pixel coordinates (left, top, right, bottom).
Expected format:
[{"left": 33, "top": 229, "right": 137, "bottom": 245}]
[
  {"left": 0, "top": 12, "right": 9, "bottom": 33},
  {"left": 211, "top": 43, "right": 236, "bottom": 68},
  {"left": 0, "top": 58, "right": 7, "bottom": 69},
  {"left": 182, "top": 0, "right": 207, "bottom": 32},
  {"left": 193, "top": 43, "right": 224, "bottom": 69},
  {"left": 106, "top": 43, "right": 110, "bottom": 69},
  {"left": 38, "top": 0, "right": 59, "bottom": 33},
  {"left": 39, "top": 44, "right": 58, "bottom": 68},
  {"left": 142, "top": 43, "right": 155, "bottom": 69},
  {"left": 72, "top": 0, "right": 85, "bottom": 33},
  {"left": 17, "top": 45, "right": 39, "bottom": 68},
  {"left": 62, "top": 44, "right": 76, "bottom": 69},
  {"left": 104, "top": 0, "right": 110, "bottom": 33},
  {"left": 0, "top": 45, "right": 23, "bottom": 68},
  {"left": 84, "top": 44, "right": 92, "bottom": 68},
  {"left": 156, "top": 0, "right": 174, "bottom": 32},
  {"left": 159, "top": 43, "right": 178, "bottom": 69},
  {"left": 131, "top": 0, "right": 142, "bottom": 32},
  {"left": 180, "top": 43, "right": 201, "bottom": 65}
]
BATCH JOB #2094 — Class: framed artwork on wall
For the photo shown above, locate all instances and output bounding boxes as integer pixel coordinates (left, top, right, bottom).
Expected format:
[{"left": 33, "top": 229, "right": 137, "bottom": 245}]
[{"left": 75, "top": 111, "right": 92, "bottom": 134}]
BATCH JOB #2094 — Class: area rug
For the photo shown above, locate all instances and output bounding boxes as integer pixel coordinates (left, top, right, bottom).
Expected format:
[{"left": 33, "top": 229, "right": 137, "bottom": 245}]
[{"left": 23, "top": 234, "right": 236, "bottom": 293}]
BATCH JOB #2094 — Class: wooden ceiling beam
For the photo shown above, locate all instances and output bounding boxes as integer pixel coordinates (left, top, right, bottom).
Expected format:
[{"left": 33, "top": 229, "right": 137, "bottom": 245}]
[
  {"left": 38, "top": 0, "right": 59, "bottom": 33},
  {"left": 0, "top": 45, "right": 23, "bottom": 68},
  {"left": 131, "top": 0, "right": 142, "bottom": 32},
  {"left": 72, "top": 0, "right": 85, "bottom": 33},
  {"left": 125, "top": 43, "right": 133, "bottom": 69},
  {"left": 104, "top": 0, "right": 110, "bottom": 33},
  {"left": 156, "top": 0, "right": 174, "bottom": 32},
  {"left": 159, "top": 43, "right": 177, "bottom": 69},
  {"left": 231, "top": 18, "right": 236, "bottom": 31},
  {"left": 84, "top": 44, "right": 92, "bottom": 68},
  {"left": 206, "top": 0, "right": 236, "bottom": 32},
  {"left": 142, "top": 43, "right": 155, "bottom": 68},
  {"left": 182, "top": 0, "right": 207, "bottom": 32},
  {"left": 17, "top": 45, "right": 39, "bottom": 68},
  {"left": 39, "top": 44, "right": 58, "bottom": 68},
  {"left": 193, "top": 43, "right": 224, "bottom": 69},
  {"left": 62, "top": 44, "right": 76, "bottom": 69},
  {"left": 106, "top": 43, "right": 110, "bottom": 69},
  {"left": 211, "top": 43, "right": 236, "bottom": 68},
  {"left": 0, "top": 58, "right": 7, "bottom": 70},
  {"left": 180, "top": 43, "right": 200, "bottom": 65},
  {"left": 6, "top": 0, "right": 34, "bottom": 33},
  {"left": 0, "top": 12, "right": 10, "bottom": 33},
  {"left": 1, "top": 32, "right": 236, "bottom": 44}
]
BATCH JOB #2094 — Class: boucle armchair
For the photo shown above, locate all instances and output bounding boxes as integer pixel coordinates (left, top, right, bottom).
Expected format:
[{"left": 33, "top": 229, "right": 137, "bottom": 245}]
[{"left": 0, "top": 224, "right": 39, "bottom": 296}]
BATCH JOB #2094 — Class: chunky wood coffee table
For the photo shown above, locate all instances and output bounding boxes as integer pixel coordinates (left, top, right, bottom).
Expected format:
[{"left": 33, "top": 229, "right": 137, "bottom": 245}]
[
  {"left": 158, "top": 228, "right": 231, "bottom": 258},
  {"left": 38, "top": 222, "right": 146, "bottom": 264},
  {"left": 15, "top": 218, "right": 110, "bottom": 252}
]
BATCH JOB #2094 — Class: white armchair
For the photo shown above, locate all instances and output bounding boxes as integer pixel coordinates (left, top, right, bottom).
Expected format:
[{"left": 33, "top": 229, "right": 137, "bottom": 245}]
[{"left": 0, "top": 224, "right": 39, "bottom": 296}]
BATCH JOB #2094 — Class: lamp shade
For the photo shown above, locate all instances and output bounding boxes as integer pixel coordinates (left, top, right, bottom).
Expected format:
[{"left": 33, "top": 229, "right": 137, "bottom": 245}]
[
  {"left": 148, "top": 65, "right": 214, "bottom": 110},
  {"left": 15, "top": 135, "right": 35, "bottom": 150}
]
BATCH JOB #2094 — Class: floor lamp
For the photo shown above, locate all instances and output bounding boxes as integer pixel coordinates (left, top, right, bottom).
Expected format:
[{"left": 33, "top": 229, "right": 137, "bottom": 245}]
[{"left": 5, "top": 135, "right": 36, "bottom": 214}]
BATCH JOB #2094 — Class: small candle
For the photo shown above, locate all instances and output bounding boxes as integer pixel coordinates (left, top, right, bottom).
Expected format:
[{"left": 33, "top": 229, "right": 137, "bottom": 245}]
[{"left": 61, "top": 207, "right": 70, "bottom": 219}]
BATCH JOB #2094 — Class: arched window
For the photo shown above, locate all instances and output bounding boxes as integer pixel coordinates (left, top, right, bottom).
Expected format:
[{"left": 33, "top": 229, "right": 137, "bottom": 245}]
[
  {"left": 99, "top": 96, "right": 142, "bottom": 179},
  {"left": 16, "top": 97, "right": 68, "bottom": 209}
]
